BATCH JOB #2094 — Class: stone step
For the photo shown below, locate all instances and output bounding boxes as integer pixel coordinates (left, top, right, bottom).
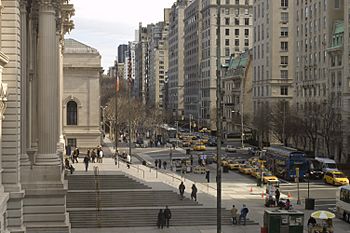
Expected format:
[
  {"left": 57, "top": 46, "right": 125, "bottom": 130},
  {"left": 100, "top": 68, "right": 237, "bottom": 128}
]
[
  {"left": 66, "top": 190, "right": 199, "bottom": 208},
  {"left": 68, "top": 208, "right": 258, "bottom": 228}
]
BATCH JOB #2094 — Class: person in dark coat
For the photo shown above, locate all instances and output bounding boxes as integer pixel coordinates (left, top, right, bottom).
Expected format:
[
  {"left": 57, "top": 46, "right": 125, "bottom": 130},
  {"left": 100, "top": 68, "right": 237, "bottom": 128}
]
[
  {"left": 191, "top": 184, "right": 198, "bottom": 202},
  {"left": 179, "top": 181, "right": 185, "bottom": 200},
  {"left": 163, "top": 160, "right": 167, "bottom": 169},
  {"left": 155, "top": 159, "right": 158, "bottom": 168},
  {"left": 91, "top": 149, "right": 96, "bottom": 163},
  {"left": 83, "top": 154, "right": 90, "bottom": 172},
  {"left": 164, "top": 205, "right": 172, "bottom": 228},
  {"left": 205, "top": 170, "right": 210, "bottom": 183},
  {"left": 64, "top": 158, "right": 74, "bottom": 174},
  {"left": 158, "top": 159, "right": 162, "bottom": 169},
  {"left": 275, "top": 188, "right": 280, "bottom": 205},
  {"left": 157, "top": 209, "right": 165, "bottom": 229}
]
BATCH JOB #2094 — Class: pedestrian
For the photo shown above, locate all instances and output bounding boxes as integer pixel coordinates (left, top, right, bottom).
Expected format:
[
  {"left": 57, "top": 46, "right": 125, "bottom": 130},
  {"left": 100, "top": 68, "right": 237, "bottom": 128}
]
[
  {"left": 72, "top": 148, "right": 78, "bottom": 163},
  {"left": 83, "top": 154, "right": 90, "bottom": 172},
  {"left": 205, "top": 170, "right": 210, "bottom": 183},
  {"left": 155, "top": 159, "right": 158, "bottom": 168},
  {"left": 191, "top": 184, "right": 198, "bottom": 202},
  {"left": 76, "top": 147, "right": 80, "bottom": 157},
  {"left": 96, "top": 147, "right": 101, "bottom": 163},
  {"left": 238, "top": 204, "right": 249, "bottom": 225},
  {"left": 163, "top": 160, "right": 167, "bottom": 170},
  {"left": 64, "top": 158, "right": 74, "bottom": 174},
  {"left": 157, "top": 209, "right": 165, "bottom": 229},
  {"left": 179, "top": 181, "right": 185, "bottom": 200},
  {"left": 275, "top": 188, "right": 280, "bottom": 206},
  {"left": 99, "top": 148, "right": 104, "bottom": 163},
  {"left": 190, "top": 154, "right": 193, "bottom": 166},
  {"left": 91, "top": 149, "right": 96, "bottom": 163},
  {"left": 158, "top": 159, "right": 162, "bottom": 169},
  {"left": 307, "top": 216, "right": 316, "bottom": 227},
  {"left": 230, "top": 205, "right": 238, "bottom": 225},
  {"left": 164, "top": 205, "right": 172, "bottom": 228},
  {"left": 126, "top": 153, "right": 131, "bottom": 169}
]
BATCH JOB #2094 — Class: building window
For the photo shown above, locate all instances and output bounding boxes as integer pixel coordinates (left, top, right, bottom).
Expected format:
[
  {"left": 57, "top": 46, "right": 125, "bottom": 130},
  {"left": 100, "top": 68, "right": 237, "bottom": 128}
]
[
  {"left": 67, "top": 101, "right": 78, "bottom": 125},
  {"left": 225, "top": 48, "right": 230, "bottom": 56},
  {"left": 235, "top": 18, "right": 240, "bottom": 25},
  {"left": 281, "top": 12, "right": 288, "bottom": 22},
  {"left": 281, "top": 56, "right": 288, "bottom": 65},
  {"left": 67, "top": 138, "right": 77, "bottom": 149},
  {"left": 244, "top": 18, "right": 249, "bottom": 25},
  {"left": 281, "top": 27, "right": 288, "bottom": 37},
  {"left": 225, "top": 39, "right": 230, "bottom": 46},
  {"left": 225, "top": 28, "right": 230, "bottom": 35},
  {"left": 235, "top": 39, "right": 239, "bottom": 46},
  {"left": 226, "top": 0, "right": 230, "bottom": 4},
  {"left": 244, "top": 29, "right": 249, "bottom": 36},
  {"left": 281, "top": 42, "right": 288, "bottom": 51},
  {"left": 334, "top": 0, "right": 340, "bottom": 9},
  {"left": 235, "top": 0, "right": 239, "bottom": 4},
  {"left": 225, "top": 18, "right": 230, "bottom": 25},
  {"left": 281, "top": 70, "right": 288, "bottom": 79},
  {"left": 281, "top": 0, "right": 288, "bottom": 8},
  {"left": 244, "top": 39, "right": 249, "bottom": 46},
  {"left": 235, "top": 29, "right": 239, "bottom": 36},
  {"left": 280, "top": 86, "right": 288, "bottom": 95}
]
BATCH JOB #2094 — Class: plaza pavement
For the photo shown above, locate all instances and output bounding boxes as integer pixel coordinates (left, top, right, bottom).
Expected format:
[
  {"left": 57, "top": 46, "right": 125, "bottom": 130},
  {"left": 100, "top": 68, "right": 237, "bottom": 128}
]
[{"left": 70, "top": 138, "right": 350, "bottom": 233}]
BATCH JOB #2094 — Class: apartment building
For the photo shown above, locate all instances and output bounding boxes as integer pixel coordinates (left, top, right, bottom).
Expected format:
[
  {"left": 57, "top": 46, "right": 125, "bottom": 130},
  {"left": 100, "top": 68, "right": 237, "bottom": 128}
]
[
  {"left": 200, "top": 0, "right": 253, "bottom": 130},
  {"left": 222, "top": 50, "right": 253, "bottom": 134},
  {"left": 343, "top": 1, "right": 350, "bottom": 162},
  {"left": 252, "top": 0, "right": 295, "bottom": 117},
  {"left": 168, "top": 0, "right": 188, "bottom": 120},
  {"left": 118, "top": 44, "right": 128, "bottom": 63},
  {"left": 184, "top": 0, "right": 202, "bottom": 124},
  {"left": 125, "top": 41, "right": 136, "bottom": 83},
  {"left": 148, "top": 9, "right": 170, "bottom": 109}
]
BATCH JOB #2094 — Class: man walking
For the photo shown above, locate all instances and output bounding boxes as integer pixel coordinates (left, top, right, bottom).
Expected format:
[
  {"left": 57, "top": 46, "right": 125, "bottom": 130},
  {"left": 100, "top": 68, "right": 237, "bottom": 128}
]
[
  {"left": 83, "top": 154, "right": 90, "bottom": 172},
  {"left": 275, "top": 188, "right": 280, "bottom": 206},
  {"left": 205, "top": 170, "right": 210, "bottom": 183},
  {"left": 126, "top": 153, "right": 131, "bottom": 169},
  {"left": 155, "top": 159, "right": 158, "bottom": 169},
  {"left": 238, "top": 204, "right": 249, "bottom": 225},
  {"left": 178, "top": 181, "right": 185, "bottom": 200},
  {"left": 191, "top": 184, "right": 198, "bottom": 202},
  {"left": 164, "top": 205, "right": 172, "bottom": 228}
]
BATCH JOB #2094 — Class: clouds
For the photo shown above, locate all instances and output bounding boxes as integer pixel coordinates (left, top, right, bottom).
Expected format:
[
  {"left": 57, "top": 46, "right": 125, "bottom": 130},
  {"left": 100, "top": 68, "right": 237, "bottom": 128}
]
[{"left": 67, "top": 0, "right": 175, "bottom": 70}]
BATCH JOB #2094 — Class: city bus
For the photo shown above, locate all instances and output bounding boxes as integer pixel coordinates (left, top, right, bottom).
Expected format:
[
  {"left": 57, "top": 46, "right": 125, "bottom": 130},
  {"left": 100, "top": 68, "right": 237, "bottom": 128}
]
[
  {"left": 336, "top": 185, "right": 350, "bottom": 222},
  {"left": 157, "top": 124, "right": 177, "bottom": 144},
  {"left": 264, "top": 146, "right": 308, "bottom": 181}
]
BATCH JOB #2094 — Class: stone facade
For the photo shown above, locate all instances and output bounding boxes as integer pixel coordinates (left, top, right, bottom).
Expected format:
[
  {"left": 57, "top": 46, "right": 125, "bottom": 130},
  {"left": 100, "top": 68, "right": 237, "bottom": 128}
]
[
  {"left": 0, "top": 0, "right": 74, "bottom": 232},
  {"left": 63, "top": 39, "right": 102, "bottom": 153}
]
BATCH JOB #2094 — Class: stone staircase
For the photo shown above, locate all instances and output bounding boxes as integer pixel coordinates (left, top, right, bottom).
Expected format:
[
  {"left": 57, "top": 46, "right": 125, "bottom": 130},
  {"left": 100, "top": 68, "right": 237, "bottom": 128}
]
[{"left": 66, "top": 172, "right": 257, "bottom": 228}]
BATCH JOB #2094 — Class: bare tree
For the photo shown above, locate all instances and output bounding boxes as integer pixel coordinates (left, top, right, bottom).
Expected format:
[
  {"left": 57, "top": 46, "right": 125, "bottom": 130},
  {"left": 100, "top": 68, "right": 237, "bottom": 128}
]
[{"left": 252, "top": 105, "right": 271, "bottom": 147}]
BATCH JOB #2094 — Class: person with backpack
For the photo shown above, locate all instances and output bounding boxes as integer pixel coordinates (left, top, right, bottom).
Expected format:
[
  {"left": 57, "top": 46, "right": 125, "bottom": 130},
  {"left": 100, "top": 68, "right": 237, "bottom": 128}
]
[
  {"left": 163, "top": 205, "right": 172, "bottom": 228},
  {"left": 238, "top": 204, "right": 249, "bottom": 225}
]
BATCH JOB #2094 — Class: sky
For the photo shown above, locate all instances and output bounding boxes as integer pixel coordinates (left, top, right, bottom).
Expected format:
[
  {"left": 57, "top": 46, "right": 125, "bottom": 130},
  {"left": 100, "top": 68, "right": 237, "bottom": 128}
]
[{"left": 67, "top": 0, "right": 176, "bottom": 72}]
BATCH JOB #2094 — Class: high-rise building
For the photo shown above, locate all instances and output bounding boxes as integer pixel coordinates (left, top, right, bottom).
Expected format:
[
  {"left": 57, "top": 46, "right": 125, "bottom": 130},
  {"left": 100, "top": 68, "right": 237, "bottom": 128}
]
[
  {"left": 118, "top": 44, "right": 128, "bottom": 63},
  {"left": 184, "top": 0, "right": 202, "bottom": 126},
  {"left": 200, "top": 0, "right": 253, "bottom": 129},
  {"left": 125, "top": 41, "right": 137, "bottom": 84},
  {"left": 148, "top": 9, "right": 170, "bottom": 109},
  {"left": 252, "top": 0, "right": 295, "bottom": 119},
  {"left": 168, "top": 0, "right": 188, "bottom": 121},
  {"left": 294, "top": 0, "right": 347, "bottom": 161}
]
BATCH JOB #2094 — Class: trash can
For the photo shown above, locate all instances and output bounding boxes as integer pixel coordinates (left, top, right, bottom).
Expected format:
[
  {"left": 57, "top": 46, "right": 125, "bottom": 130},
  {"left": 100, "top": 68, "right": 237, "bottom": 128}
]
[
  {"left": 223, "top": 165, "right": 229, "bottom": 173},
  {"left": 305, "top": 198, "right": 315, "bottom": 210}
]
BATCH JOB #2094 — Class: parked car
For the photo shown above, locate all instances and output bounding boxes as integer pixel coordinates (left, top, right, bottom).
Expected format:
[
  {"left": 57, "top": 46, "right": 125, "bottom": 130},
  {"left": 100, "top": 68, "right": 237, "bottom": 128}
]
[
  {"left": 225, "top": 145, "right": 236, "bottom": 153},
  {"left": 193, "top": 143, "right": 206, "bottom": 151}
]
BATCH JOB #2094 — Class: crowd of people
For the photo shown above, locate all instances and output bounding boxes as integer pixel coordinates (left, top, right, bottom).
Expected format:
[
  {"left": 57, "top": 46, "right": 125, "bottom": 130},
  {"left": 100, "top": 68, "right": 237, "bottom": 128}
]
[{"left": 64, "top": 146, "right": 105, "bottom": 173}]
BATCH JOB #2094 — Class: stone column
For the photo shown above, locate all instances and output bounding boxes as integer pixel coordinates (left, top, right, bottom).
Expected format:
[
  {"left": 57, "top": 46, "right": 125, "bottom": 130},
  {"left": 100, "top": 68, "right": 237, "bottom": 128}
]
[
  {"left": 36, "top": 0, "right": 59, "bottom": 164},
  {"left": 57, "top": 34, "right": 65, "bottom": 160},
  {"left": 20, "top": 0, "right": 30, "bottom": 166}
]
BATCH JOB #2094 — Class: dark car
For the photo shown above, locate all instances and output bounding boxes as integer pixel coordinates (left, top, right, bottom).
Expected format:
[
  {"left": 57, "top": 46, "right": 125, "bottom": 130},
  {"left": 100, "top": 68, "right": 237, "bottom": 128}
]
[
  {"left": 307, "top": 159, "right": 324, "bottom": 179},
  {"left": 207, "top": 139, "right": 217, "bottom": 147}
]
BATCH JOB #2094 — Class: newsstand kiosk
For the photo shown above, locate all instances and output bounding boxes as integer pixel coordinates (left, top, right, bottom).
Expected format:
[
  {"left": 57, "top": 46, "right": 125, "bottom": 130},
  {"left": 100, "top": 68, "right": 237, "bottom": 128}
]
[{"left": 262, "top": 209, "right": 304, "bottom": 233}]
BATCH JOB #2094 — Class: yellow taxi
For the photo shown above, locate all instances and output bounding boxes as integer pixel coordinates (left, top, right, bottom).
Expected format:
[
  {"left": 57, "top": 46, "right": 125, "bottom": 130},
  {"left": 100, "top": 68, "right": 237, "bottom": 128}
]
[
  {"left": 192, "top": 143, "right": 206, "bottom": 151},
  {"left": 323, "top": 171, "right": 349, "bottom": 186},
  {"left": 250, "top": 167, "right": 260, "bottom": 178},
  {"left": 228, "top": 161, "right": 241, "bottom": 170},
  {"left": 261, "top": 172, "right": 279, "bottom": 184},
  {"left": 221, "top": 158, "right": 229, "bottom": 167},
  {"left": 238, "top": 164, "right": 253, "bottom": 175}
]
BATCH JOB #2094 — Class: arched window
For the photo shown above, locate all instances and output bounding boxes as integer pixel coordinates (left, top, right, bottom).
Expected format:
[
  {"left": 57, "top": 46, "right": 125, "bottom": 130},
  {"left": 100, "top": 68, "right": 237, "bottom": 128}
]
[{"left": 67, "top": 101, "right": 77, "bottom": 125}]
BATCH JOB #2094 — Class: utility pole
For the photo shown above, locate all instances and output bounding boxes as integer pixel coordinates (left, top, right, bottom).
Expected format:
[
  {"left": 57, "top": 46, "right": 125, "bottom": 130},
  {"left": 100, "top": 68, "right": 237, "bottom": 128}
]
[
  {"left": 128, "top": 48, "right": 132, "bottom": 159},
  {"left": 216, "top": 0, "right": 222, "bottom": 232},
  {"left": 115, "top": 61, "right": 119, "bottom": 155}
]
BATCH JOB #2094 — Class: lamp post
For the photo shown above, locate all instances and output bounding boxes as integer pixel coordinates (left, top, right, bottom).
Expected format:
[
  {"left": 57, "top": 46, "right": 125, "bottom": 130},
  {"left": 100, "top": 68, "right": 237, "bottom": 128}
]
[
  {"left": 216, "top": 0, "right": 222, "bottom": 232},
  {"left": 189, "top": 114, "right": 193, "bottom": 134}
]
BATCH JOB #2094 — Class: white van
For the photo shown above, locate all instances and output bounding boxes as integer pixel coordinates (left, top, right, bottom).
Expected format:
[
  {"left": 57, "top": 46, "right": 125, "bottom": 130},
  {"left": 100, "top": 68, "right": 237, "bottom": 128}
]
[{"left": 315, "top": 157, "right": 338, "bottom": 173}]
